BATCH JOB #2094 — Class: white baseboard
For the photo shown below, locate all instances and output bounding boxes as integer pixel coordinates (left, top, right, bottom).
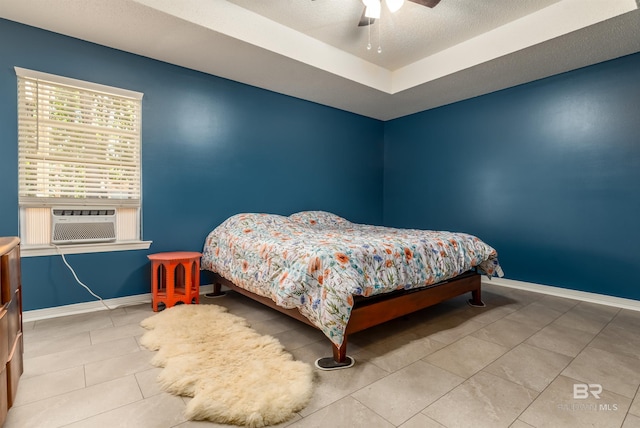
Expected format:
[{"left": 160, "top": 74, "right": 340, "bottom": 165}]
[
  {"left": 23, "top": 284, "right": 215, "bottom": 323},
  {"left": 24, "top": 280, "right": 639, "bottom": 323},
  {"left": 483, "top": 277, "right": 640, "bottom": 312}
]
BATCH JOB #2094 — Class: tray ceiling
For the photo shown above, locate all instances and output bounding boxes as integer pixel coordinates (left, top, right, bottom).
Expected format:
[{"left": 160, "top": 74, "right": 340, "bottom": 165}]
[{"left": 2, "top": 0, "right": 640, "bottom": 120}]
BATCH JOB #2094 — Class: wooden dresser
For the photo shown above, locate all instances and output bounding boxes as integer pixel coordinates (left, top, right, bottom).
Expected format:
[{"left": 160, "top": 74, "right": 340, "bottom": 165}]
[{"left": 0, "top": 237, "right": 23, "bottom": 426}]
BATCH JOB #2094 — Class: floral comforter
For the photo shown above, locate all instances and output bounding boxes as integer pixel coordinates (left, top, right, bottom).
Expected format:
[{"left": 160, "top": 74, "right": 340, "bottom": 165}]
[{"left": 201, "top": 211, "right": 502, "bottom": 347}]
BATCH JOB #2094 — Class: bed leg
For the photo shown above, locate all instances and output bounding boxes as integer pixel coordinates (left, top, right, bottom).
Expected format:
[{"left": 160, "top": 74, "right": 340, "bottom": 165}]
[
  {"left": 468, "top": 287, "right": 486, "bottom": 307},
  {"left": 314, "top": 339, "right": 355, "bottom": 371},
  {"left": 204, "top": 281, "right": 226, "bottom": 298},
  {"left": 333, "top": 342, "right": 347, "bottom": 362}
]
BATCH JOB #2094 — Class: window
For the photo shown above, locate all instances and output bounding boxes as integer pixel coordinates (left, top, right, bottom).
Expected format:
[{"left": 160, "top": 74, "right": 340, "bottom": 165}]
[{"left": 15, "top": 67, "right": 150, "bottom": 256}]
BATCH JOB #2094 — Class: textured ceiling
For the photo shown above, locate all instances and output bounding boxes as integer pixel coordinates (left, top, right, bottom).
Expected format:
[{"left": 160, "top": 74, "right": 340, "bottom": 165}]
[
  {"left": 228, "top": 0, "right": 563, "bottom": 70},
  {"left": 1, "top": 0, "right": 640, "bottom": 120}
]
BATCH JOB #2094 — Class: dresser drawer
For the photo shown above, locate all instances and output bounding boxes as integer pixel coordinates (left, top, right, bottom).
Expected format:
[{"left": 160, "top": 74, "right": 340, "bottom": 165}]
[
  {"left": 6, "top": 332, "right": 23, "bottom": 409},
  {"left": 0, "top": 366, "right": 8, "bottom": 427},
  {"left": 0, "top": 247, "right": 21, "bottom": 304},
  {"left": 0, "top": 305, "right": 7, "bottom": 364},
  {"left": 5, "top": 296, "right": 20, "bottom": 356},
  {"left": 1, "top": 244, "right": 20, "bottom": 305}
]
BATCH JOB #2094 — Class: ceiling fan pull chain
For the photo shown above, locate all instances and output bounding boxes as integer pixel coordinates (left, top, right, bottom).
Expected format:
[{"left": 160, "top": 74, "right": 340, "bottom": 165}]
[
  {"left": 377, "top": 19, "right": 382, "bottom": 53},
  {"left": 367, "top": 17, "right": 372, "bottom": 50}
]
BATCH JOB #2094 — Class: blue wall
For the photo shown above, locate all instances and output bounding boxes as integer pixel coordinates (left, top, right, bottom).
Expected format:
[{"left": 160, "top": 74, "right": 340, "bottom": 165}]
[
  {"left": 384, "top": 53, "right": 640, "bottom": 300},
  {"left": 0, "top": 19, "right": 384, "bottom": 310}
]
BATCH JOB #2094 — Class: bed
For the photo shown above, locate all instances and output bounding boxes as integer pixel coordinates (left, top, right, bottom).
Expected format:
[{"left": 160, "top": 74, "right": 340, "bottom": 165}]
[{"left": 202, "top": 211, "right": 502, "bottom": 370}]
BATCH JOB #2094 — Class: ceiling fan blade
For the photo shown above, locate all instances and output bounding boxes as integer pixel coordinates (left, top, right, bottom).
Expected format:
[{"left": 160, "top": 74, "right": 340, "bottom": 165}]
[
  {"left": 408, "top": 0, "right": 442, "bottom": 7},
  {"left": 358, "top": 6, "right": 375, "bottom": 26}
]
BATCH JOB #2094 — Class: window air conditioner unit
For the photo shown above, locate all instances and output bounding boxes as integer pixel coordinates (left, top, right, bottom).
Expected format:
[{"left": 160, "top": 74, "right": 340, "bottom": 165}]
[{"left": 51, "top": 207, "right": 117, "bottom": 245}]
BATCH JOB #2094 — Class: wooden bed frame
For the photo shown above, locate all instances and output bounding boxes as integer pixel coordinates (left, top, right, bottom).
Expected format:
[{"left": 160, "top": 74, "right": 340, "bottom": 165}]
[{"left": 208, "top": 270, "right": 484, "bottom": 369}]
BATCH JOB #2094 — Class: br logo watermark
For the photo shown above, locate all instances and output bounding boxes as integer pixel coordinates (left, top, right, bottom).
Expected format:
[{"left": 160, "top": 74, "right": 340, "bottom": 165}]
[
  {"left": 573, "top": 383, "right": 602, "bottom": 399},
  {"left": 557, "top": 383, "right": 618, "bottom": 412}
]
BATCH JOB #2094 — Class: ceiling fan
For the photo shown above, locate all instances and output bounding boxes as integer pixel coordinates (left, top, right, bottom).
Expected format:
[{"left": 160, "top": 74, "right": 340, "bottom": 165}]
[{"left": 358, "top": 0, "right": 441, "bottom": 26}]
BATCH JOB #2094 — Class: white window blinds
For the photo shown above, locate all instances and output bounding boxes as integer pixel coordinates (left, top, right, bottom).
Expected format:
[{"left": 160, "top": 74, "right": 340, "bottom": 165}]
[{"left": 16, "top": 67, "right": 143, "bottom": 206}]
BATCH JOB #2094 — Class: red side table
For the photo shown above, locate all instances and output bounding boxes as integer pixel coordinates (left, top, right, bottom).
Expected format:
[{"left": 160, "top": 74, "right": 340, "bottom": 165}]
[{"left": 147, "top": 251, "right": 201, "bottom": 311}]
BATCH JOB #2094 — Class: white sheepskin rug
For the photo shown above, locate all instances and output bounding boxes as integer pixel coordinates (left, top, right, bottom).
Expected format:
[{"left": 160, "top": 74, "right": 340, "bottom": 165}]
[{"left": 139, "top": 304, "right": 315, "bottom": 427}]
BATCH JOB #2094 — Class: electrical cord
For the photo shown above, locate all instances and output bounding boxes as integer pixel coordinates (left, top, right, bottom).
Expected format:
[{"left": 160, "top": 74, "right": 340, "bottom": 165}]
[{"left": 55, "top": 245, "right": 114, "bottom": 311}]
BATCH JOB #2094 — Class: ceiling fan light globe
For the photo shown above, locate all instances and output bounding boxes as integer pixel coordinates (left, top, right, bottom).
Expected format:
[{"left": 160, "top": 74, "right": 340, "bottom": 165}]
[
  {"left": 386, "top": 0, "right": 404, "bottom": 13},
  {"left": 364, "top": 1, "right": 381, "bottom": 19}
]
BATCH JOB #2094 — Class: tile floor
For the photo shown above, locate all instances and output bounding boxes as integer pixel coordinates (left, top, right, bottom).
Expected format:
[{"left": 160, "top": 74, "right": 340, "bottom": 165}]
[{"left": 5, "top": 283, "right": 640, "bottom": 428}]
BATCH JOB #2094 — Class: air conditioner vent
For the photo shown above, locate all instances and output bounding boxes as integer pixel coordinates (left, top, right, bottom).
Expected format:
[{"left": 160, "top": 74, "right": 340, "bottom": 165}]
[
  {"left": 52, "top": 207, "right": 117, "bottom": 245},
  {"left": 52, "top": 208, "right": 116, "bottom": 216}
]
